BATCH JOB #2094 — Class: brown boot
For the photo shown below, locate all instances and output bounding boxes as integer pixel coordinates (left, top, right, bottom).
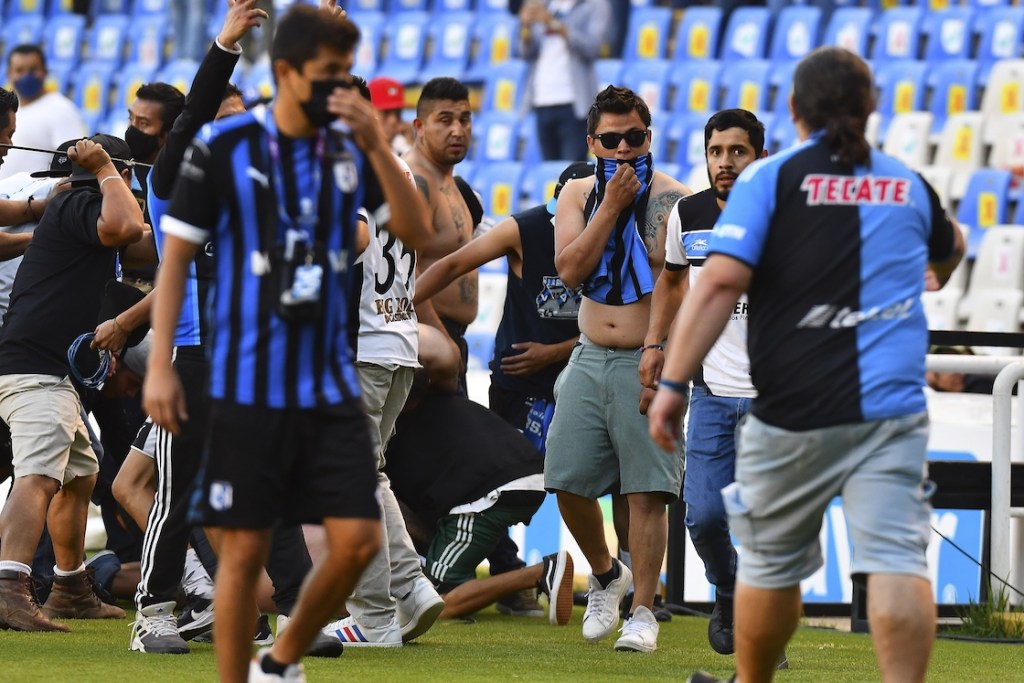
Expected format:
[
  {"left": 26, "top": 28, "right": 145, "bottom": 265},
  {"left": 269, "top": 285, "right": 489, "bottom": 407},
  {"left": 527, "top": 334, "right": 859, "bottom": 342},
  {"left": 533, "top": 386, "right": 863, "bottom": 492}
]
[
  {"left": 0, "top": 569, "right": 70, "bottom": 632},
  {"left": 41, "top": 570, "right": 126, "bottom": 620}
]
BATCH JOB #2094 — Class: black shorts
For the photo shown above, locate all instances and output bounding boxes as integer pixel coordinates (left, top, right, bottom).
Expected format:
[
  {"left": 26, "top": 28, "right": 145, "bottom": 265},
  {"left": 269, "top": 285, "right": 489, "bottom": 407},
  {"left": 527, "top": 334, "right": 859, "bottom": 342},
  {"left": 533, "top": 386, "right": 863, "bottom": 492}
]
[{"left": 189, "top": 398, "right": 379, "bottom": 529}]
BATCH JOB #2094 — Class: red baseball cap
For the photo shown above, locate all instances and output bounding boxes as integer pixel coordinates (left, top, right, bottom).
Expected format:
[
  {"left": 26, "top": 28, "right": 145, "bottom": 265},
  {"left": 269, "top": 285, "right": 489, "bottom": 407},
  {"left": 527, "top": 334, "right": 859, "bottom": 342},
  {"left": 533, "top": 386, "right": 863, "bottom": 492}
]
[{"left": 368, "top": 77, "right": 405, "bottom": 111}]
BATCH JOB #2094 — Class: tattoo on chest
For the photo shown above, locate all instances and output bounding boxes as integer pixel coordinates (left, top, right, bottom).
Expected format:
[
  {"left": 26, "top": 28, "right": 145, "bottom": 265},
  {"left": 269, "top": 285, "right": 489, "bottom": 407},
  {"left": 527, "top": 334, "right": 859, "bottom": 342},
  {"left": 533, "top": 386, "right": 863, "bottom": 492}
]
[
  {"left": 440, "top": 184, "right": 468, "bottom": 237},
  {"left": 459, "top": 274, "right": 478, "bottom": 305},
  {"left": 646, "top": 190, "right": 684, "bottom": 245},
  {"left": 414, "top": 175, "right": 430, "bottom": 201}
]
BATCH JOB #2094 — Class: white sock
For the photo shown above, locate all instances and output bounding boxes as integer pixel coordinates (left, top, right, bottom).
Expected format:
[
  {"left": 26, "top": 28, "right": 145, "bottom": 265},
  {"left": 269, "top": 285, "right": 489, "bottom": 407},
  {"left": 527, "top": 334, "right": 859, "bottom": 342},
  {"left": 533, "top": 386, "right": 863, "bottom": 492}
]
[
  {"left": 53, "top": 563, "right": 86, "bottom": 577},
  {"left": 0, "top": 560, "right": 32, "bottom": 575},
  {"left": 181, "top": 547, "right": 215, "bottom": 599}
]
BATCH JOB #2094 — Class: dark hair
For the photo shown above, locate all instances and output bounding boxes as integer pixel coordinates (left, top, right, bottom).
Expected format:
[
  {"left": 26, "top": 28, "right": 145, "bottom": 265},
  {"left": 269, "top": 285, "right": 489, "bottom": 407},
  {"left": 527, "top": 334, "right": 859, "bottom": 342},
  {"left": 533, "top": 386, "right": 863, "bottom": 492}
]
[
  {"left": 134, "top": 82, "right": 185, "bottom": 132},
  {"left": 792, "top": 46, "right": 874, "bottom": 166},
  {"left": 705, "top": 109, "right": 765, "bottom": 156},
  {"left": 271, "top": 4, "right": 360, "bottom": 74},
  {"left": 351, "top": 75, "right": 372, "bottom": 102},
  {"left": 586, "top": 86, "right": 652, "bottom": 135},
  {"left": 7, "top": 44, "right": 45, "bottom": 71},
  {"left": 0, "top": 87, "right": 19, "bottom": 122},
  {"left": 416, "top": 77, "right": 469, "bottom": 118},
  {"left": 222, "top": 82, "right": 243, "bottom": 102}
]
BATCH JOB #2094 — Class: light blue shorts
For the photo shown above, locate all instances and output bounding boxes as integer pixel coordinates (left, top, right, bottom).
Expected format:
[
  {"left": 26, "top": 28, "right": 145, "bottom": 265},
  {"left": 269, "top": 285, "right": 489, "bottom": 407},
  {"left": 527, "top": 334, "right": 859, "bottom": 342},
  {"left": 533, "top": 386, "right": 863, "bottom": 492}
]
[{"left": 724, "top": 412, "right": 932, "bottom": 590}]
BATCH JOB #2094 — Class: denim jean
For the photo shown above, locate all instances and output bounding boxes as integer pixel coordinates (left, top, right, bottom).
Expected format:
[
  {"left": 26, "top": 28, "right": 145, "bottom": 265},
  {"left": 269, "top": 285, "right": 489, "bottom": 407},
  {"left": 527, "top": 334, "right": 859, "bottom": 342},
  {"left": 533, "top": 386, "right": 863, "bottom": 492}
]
[
  {"left": 173, "top": 0, "right": 208, "bottom": 62},
  {"left": 534, "top": 104, "right": 588, "bottom": 162},
  {"left": 682, "top": 384, "right": 751, "bottom": 598}
]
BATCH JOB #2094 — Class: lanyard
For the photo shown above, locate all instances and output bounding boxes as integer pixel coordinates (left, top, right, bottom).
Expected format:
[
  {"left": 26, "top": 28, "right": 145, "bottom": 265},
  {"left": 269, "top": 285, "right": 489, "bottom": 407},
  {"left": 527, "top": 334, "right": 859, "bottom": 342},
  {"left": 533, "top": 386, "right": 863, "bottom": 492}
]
[{"left": 261, "top": 106, "right": 325, "bottom": 240}]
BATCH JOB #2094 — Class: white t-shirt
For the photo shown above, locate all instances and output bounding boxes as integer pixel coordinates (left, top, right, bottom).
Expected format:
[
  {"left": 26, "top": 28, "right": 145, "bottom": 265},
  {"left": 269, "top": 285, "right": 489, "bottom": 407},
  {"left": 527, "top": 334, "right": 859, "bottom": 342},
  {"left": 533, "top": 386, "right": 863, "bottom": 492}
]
[
  {"left": 354, "top": 156, "right": 419, "bottom": 368},
  {"left": 0, "top": 92, "right": 88, "bottom": 181},
  {"left": 531, "top": 0, "right": 575, "bottom": 107},
  {"left": 0, "top": 172, "right": 61, "bottom": 323},
  {"left": 666, "top": 206, "right": 756, "bottom": 398}
]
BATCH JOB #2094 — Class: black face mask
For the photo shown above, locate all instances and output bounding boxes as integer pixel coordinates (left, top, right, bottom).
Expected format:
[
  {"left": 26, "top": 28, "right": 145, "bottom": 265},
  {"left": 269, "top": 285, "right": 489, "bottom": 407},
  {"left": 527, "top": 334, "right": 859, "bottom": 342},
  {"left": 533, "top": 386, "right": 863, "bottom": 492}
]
[
  {"left": 300, "top": 79, "right": 351, "bottom": 128},
  {"left": 125, "top": 125, "right": 161, "bottom": 162}
]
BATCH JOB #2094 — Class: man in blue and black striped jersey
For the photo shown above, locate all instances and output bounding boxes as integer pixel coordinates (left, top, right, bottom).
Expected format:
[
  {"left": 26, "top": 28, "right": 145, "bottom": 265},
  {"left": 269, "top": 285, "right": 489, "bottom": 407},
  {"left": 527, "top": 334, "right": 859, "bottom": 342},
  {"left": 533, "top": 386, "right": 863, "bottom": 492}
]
[
  {"left": 651, "top": 47, "right": 965, "bottom": 683},
  {"left": 143, "top": 5, "right": 431, "bottom": 681}
]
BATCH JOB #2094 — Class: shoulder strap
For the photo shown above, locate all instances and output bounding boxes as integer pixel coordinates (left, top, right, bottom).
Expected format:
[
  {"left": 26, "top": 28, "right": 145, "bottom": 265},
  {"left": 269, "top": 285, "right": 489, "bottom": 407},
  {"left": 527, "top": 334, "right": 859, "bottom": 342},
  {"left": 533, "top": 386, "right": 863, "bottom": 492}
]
[{"left": 454, "top": 175, "right": 484, "bottom": 229}]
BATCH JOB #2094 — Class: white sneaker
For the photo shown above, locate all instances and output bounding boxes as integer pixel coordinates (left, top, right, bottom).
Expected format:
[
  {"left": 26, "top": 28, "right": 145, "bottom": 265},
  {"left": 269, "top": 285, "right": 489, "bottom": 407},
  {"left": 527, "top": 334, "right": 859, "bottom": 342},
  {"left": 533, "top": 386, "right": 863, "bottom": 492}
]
[
  {"left": 613, "top": 605, "right": 659, "bottom": 652},
  {"left": 130, "top": 601, "right": 189, "bottom": 654},
  {"left": 395, "top": 575, "right": 445, "bottom": 642},
  {"left": 249, "top": 648, "right": 305, "bottom": 682},
  {"left": 581, "top": 559, "right": 632, "bottom": 642},
  {"left": 323, "top": 615, "right": 402, "bottom": 647}
]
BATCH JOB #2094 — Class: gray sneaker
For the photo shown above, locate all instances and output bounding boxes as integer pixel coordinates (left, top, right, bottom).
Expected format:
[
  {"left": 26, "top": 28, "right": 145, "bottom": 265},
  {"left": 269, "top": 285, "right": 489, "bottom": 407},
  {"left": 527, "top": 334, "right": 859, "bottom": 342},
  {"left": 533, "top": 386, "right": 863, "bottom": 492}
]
[{"left": 130, "top": 601, "right": 190, "bottom": 654}]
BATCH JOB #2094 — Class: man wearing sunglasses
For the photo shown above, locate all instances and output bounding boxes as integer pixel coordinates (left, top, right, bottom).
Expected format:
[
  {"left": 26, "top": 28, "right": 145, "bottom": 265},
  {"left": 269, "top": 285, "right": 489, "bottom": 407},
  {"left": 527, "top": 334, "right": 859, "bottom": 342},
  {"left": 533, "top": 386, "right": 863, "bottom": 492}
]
[{"left": 545, "top": 85, "right": 689, "bottom": 652}]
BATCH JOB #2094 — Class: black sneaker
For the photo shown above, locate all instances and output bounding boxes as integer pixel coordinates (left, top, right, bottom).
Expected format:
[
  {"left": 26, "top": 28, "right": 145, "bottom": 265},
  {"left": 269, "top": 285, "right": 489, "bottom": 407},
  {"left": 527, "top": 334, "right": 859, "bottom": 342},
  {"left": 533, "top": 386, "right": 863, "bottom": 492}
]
[
  {"left": 254, "top": 614, "right": 274, "bottom": 646},
  {"left": 177, "top": 595, "right": 214, "bottom": 641},
  {"left": 537, "top": 551, "right": 574, "bottom": 626},
  {"left": 708, "top": 594, "right": 735, "bottom": 655}
]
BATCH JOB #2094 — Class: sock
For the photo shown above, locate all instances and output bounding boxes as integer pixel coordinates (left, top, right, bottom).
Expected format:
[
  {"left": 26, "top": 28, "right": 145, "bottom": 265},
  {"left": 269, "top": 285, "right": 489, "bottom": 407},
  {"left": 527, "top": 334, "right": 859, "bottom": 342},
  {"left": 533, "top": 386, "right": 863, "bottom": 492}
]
[
  {"left": 0, "top": 560, "right": 32, "bottom": 575},
  {"left": 594, "top": 560, "right": 621, "bottom": 589},
  {"left": 261, "top": 652, "right": 290, "bottom": 675},
  {"left": 53, "top": 563, "right": 86, "bottom": 577}
]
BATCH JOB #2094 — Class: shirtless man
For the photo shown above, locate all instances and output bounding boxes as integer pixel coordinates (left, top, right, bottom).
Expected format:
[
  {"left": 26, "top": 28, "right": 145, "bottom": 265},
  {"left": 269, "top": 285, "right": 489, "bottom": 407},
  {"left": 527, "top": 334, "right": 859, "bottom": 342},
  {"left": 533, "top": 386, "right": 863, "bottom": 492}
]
[{"left": 545, "top": 86, "right": 689, "bottom": 653}]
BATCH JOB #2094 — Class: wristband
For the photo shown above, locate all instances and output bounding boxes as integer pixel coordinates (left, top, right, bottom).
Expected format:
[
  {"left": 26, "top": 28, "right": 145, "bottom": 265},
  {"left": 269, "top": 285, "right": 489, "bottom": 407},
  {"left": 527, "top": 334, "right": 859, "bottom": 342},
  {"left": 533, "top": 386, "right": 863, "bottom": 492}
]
[
  {"left": 658, "top": 378, "right": 688, "bottom": 394},
  {"left": 26, "top": 196, "right": 38, "bottom": 221},
  {"left": 99, "top": 175, "right": 122, "bottom": 189},
  {"left": 640, "top": 343, "right": 664, "bottom": 353}
]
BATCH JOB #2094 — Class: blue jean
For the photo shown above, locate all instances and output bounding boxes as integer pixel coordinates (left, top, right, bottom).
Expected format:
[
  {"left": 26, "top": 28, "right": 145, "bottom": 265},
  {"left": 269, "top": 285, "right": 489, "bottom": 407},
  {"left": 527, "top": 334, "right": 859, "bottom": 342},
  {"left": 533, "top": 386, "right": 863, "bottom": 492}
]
[
  {"left": 534, "top": 104, "right": 588, "bottom": 162},
  {"left": 683, "top": 385, "right": 751, "bottom": 598}
]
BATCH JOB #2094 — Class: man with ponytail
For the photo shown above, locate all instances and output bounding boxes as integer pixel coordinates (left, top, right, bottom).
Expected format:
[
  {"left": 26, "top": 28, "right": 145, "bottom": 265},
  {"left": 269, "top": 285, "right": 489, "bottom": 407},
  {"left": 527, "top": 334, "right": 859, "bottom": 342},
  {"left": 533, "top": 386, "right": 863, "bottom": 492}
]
[{"left": 649, "top": 46, "right": 965, "bottom": 683}]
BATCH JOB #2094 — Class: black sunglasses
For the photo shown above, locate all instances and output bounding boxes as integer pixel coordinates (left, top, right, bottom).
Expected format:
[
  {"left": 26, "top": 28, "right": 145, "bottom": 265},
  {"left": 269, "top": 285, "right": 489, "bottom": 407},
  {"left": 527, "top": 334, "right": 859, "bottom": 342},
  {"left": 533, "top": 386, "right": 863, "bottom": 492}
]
[{"left": 591, "top": 129, "right": 649, "bottom": 149}]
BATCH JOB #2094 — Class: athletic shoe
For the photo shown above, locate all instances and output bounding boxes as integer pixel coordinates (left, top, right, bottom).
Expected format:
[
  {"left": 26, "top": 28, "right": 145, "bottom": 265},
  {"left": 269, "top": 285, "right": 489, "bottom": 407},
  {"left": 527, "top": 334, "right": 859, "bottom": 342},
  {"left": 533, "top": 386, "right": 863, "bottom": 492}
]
[
  {"left": 581, "top": 559, "right": 632, "bottom": 642},
  {"left": 129, "top": 601, "right": 190, "bottom": 654},
  {"left": 708, "top": 593, "right": 735, "bottom": 655},
  {"left": 777, "top": 650, "right": 790, "bottom": 670},
  {"left": 396, "top": 576, "right": 445, "bottom": 642},
  {"left": 254, "top": 614, "right": 274, "bottom": 646},
  {"left": 495, "top": 588, "right": 544, "bottom": 617},
  {"left": 277, "top": 614, "right": 344, "bottom": 658},
  {"left": 613, "top": 605, "right": 659, "bottom": 653},
  {"left": 537, "top": 551, "right": 574, "bottom": 626},
  {"left": 323, "top": 615, "right": 402, "bottom": 647},
  {"left": 176, "top": 595, "right": 214, "bottom": 641},
  {"left": 686, "top": 673, "right": 734, "bottom": 683},
  {"left": 249, "top": 648, "right": 306, "bottom": 683}
]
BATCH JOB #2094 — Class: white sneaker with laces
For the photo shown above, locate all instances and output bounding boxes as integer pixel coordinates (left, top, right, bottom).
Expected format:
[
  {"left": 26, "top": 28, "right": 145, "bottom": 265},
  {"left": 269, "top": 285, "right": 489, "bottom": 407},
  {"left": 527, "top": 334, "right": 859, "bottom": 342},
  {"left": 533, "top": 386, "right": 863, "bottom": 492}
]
[
  {"left": 129, "top": 601, "right": 189, "bottom": 654},
  {"left": 323, "top": 615, "right": 402, "bottom": 647},
  {"left": 249, "top": 648, "right": 306, "bottom": 682},
  {"left": 582, "top": 560, "right": 632, "bottom": 642},
  {"left": 614, "top": 605, "right": 659, "bottom": 652},
  {"left": 396, "top": 575, "right": 444, "bottom": 642}
]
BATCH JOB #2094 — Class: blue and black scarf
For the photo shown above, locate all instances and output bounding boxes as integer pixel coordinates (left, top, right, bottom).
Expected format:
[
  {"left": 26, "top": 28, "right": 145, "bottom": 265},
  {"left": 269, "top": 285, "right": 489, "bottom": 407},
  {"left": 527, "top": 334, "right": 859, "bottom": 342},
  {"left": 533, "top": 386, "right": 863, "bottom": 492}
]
[{"left": 582, "top": 154, "right": 655, "bottom": 305}]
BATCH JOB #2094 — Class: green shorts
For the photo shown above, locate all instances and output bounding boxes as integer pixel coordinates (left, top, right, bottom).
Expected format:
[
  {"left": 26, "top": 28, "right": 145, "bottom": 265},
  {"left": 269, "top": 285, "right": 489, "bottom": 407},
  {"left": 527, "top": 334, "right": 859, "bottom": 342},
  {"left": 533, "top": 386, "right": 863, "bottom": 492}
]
[{"left": 544, "top": 341, "right": 684, "bottom": 500}]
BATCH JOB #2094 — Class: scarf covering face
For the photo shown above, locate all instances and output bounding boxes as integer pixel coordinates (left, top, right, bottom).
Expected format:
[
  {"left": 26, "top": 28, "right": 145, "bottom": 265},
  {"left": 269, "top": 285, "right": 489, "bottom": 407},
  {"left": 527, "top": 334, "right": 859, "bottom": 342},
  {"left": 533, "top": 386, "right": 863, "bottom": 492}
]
[{"left": 582, "top": 154, "right": 655, "bottom": 305}]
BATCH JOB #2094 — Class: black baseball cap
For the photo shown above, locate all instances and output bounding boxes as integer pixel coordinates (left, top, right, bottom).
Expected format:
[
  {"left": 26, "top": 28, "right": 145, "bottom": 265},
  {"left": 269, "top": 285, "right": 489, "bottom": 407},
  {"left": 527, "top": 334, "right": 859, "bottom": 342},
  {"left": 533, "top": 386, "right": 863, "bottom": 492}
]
[
  {"left": 29, "top": 138, "right": 83, "bottom": 178},
  {"left": 548, "top": 161, "right": 596, "bottom": 214},
  {"left": 65, "top": 134, "right": 132, "bottom": 184}
]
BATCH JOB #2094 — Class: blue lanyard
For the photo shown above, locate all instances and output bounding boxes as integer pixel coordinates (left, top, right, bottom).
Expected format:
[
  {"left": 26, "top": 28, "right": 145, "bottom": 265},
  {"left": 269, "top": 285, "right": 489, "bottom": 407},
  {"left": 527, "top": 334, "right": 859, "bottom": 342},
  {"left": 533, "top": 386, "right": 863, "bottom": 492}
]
[{"left": 261, "top": 106, "right": 325, "bottom": 239}]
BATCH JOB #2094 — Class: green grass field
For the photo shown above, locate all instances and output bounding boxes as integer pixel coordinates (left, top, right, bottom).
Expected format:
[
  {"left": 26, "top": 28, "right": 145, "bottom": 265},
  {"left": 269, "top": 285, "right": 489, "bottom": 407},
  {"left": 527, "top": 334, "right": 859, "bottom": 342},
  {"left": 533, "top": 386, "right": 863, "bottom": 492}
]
[{"left": 2, "top": 605, "right": 1022, "bottom": 682}]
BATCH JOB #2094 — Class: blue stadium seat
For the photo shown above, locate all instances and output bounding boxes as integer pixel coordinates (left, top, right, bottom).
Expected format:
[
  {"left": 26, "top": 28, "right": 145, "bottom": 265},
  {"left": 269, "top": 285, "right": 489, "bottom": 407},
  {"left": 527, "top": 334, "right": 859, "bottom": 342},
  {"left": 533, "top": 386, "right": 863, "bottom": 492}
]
[
  {"left": 669, "top": 59, "right": 721, "bottom": 116},
  {"left": 156, "top": 59, "right": 199, "bottom": 96},
  {"left": 132, "top": 0, "right": 170, "bottom": 18},
  {"left": 87, "top": 14, "right": 130, "bottom": 66},
  {"left": 114, "top": 62, "right": 158, "bottom": 111},
  {"left": 620, "top": 58, "right": 671, "bottom": 113},
  {"left": 377, "top": 11, "right": 430, "bottom": 84},
  {"left": 435, "top": 0, "right": 474, "bottom": 12},
  {"left": 659, "top": 162, "right": 682, "bottom": 184},
  {"left": 243, "top": 62, "right": 274, "bottom": 103},
  {"left": 44, "top": 64, "right": 72, "bottom": 98},
  {"left": 871, "top": 7, "right": 923, "bottom": 63},
  {"left": 768, "top": 116, "right": 798, "bottom": 154},
  {"left": 2, "top": 16, "right": 45, "bottom": 56},
  {"left": 454, "top": 160, "right": 475, "bottom": 185},
  {"left": 973, "top": 6, "right": 1024, "bottom": 81},
  {"left": 90, "top": 0, "right": 130, "bottom": 18},
  {"left": 73, "top": 62, "right": 116, "bottom": 128},
  {"left": 473, "top": 160, "right": 524, "bottom": 220},
  {"left": 479, "top": 59, "right": 527, "bottom": 114},
  {"left": 419, "top": 11, "right": 475, "bottom": 82},
  {"left": 667, "top": 112, "right": 709, "bottom": 170},
  {"left": 927, "top": 59, "right": 979, "bottom": 135},
  {"left": 873, "top": 60, "right": 928, "bottom": 138},
  {"left": 516, "top": 112, "right": 542, "bottom": 164},
  {"left": 44, "top": 13, "right": 86, "bottom": 71},
  {"left": 347, "top": 0, "right": 386, "bottom": 12},
  {"left": 921, "top": 7, "right": 975, "bottom": 62},
  {"left": 464, "top": 13, "right": 518, "bottom": 82},
  {"left": 967, "top": 0, "right": 1011, "bottom": 7},
  {"left": 472, "top": 111, "right": 520, "bottom": 163},
  {"left": 768, "top": 5, "right": 821, "bottom": 63},
  {"left": 47, "top": 0, "right": 78, "bottom": 16},
  {"left": 956, "top": 169, "right": 1012, "bottom": 259},
  {"left": 127, "top": 16, "right": 169, "bottom": 69},
  {"left": 520, "top": 159, "right": 571, "bottom": 209},
  {"left": 350, "top": 11, "right": 386, "bottom": 79},
  {"left": 477, "top": 0, "right": 509, "bottom": 15},
  {"left": 769, "top": 59, "right": 799, "bottom": 117},
  {"left": 387, "top": 0, "right": 429, "bottom": 13},
  {"left": 622, "top": 6, "right": 673, "bottom": 61},
  {"left": 6, "top": 0, "right": 46, "bottom": 20},
  {"left": 822, "top": 7, "right": 874, "bottom": 57},
  {"left": 648, "top": 109, "right": 670, "bottom": 162},
  {"left": 719, "top": 6, "right": 771, "bottom": 61},
  {"left": 719, "top": 59, "right": 771, "bottom": 113},
  {"left": 595, "top": 58, "right": 623, "bottom": 91},
  {"left": 672, "top": 6, "right": 721, "bottom": 63}
]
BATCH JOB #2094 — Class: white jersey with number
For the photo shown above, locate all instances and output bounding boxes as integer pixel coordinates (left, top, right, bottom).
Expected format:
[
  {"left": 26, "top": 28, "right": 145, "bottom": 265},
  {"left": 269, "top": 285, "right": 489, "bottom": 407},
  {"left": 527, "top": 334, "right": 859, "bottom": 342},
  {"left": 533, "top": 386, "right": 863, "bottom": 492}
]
[{"left": 354, "top": 156, "right": 419, "bottom": 368}]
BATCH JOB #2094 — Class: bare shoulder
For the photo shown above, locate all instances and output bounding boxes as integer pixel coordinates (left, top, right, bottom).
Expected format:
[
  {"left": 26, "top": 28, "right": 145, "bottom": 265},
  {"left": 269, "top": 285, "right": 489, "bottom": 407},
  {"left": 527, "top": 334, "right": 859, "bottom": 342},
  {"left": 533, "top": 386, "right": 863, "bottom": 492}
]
[{"left": 560, "top": 177, "right": 591, "bottom": 209}]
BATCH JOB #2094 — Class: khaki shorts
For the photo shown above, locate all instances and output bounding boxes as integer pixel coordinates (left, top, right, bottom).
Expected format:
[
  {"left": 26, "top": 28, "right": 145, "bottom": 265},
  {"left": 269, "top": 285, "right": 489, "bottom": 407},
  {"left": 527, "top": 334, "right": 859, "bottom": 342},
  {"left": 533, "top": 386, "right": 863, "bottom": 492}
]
[
  {"left": 0, "top": 374, "right": 98, "bottom": 485},
  {"left": 545, "top": 341, "right": 684, "bottom": 500}
]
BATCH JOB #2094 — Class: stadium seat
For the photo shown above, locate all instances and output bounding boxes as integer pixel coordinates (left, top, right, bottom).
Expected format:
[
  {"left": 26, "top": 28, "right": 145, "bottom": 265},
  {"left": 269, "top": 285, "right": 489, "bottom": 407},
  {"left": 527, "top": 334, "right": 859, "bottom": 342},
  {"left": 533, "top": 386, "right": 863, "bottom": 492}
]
[
  {"left": 347, "top": 0, "right": 386, "bottom": 12},
  {"left": 926, "top": 59, "right": 979, "bottom": 135},
  {"left": 978, "top": 58, "right": 1024, "bottom": 119},
  {"left": 648, "top": 109, "right": 671, "bottom": 162},
  {"left": 44, "top": 64, "right": 71, "bottom": 98},
  {"left": 132, "top": 0, "right": 170, "bottom": 18},
  {"left": 768, "top": 5, "right": 821, "bottom": 63},
  {"left": 659, "top": 162, "right": 682, "bottom": 184},
  {"left": 919, "top": 164, "right": 953, "bottom": 210},
  {"left": 87, "top": 14, "right": 130, "bottom": 66},
  {"left": 419, "top": 11, "right": 475, "bottom": 82},
  {"left": 349, "top": 11, "right": 385, "bottom": 79},
  {"left": 822, "top": 7, "right": 874, "bottom": 57},
  {"left": 623, "top": 6, "right": 673, "bottom": 61},
  {"left": 985, "top": 113, "right": 1024, "bottom": 169},
  {"left": 472, "top": 111, "right": 520, "bottom": 163},
  {"left": 667, "top": 112, "right": 709, "bottom": 171},
  {"left": 90, "top": 0, "right": 130, "bottom": 18},
  {"left": 514, "top": 112, "right": 543, "bottom": 164},
  {"left": 973, "top": 6, "right": 1024, "bottom": 82},
  {"left": 873, "top": 60, "right": 928, "bottom": 139},
  {"left": 881, "top": 111, "right": 934, "bottom": 171},
  {"left": 377, "top": 11, "right": 430, "bottom": 84},
  {"left": 479, "top": 59, "right": 527, "bottom": 115},
  {"left": 44, "top": 13, "right": 86, "bottom": 71},
  {"left": 669, "top": 59, "right": 721, "bottom": 116},
  {"left": 387, "top": 0, "right": 429, "bottom": 13},
  {"left": 2, "top": 16, "right": 45, "bottom": 57},
  {"left": 47, "top": 0, "right": 78, "bottom": 16},
  {"left": 870, "top": 6, "right": 923, "bottom": 63},
  {"left": 127, "top": 16, "right": 169, "bottom": 69},
  {"left": 435, "top": 0, "right": 474, "bottom": 12},
  {"left": 768, "top": 116, "right": 798, "bottom": 154},
  {"left": 156, "top": 59, "right": 199, "bottom": 96},
  {"left": 477, "top": 0, "right": 510, "bottom": 16},
  {"left": 955, "top": 168, "right": 1012, "bottom": 258},
  {"left": 684, "top": 163, "right": 711, "bottom": 193},
  {"left": 932, "top": 112, "right": 986, "bottom": 200},
  {"left": 464, "top": 13, "right": 518, "bottom": 82},
  {"left": 595, "top": 59, "right": 623, "bottom": 91},
  {"left": 454, "top": 160, "right": 475, "bottom": 185},
  {"left": 672, "top": 6, "right": 721, "bottom": 63},
  {"left": 965, "top": 290, "right": 1024, "bottom": 354},
  {"left": 114, "top": 62, "right": 158, "bottom": 111},
  {"left": 5, "top": 0, "right": 46, "bottom": 20},
  {"left": 921, "top": 6, "right": 975, "bottom": 62},
  {"left": 719, "top": 59, "right": 772, "bottom": 113},
  {"left": 966, "top": 225, "right": 1024, "bottom": 297},
  {"left": 72, "top": 62, "right": 116, "bottom": 129},
  {"left": 768, "top": 59, "right": 798, "bottom": 117},
  {"left": 243, "top": 62, "right": 275, "bottom": 103},
  {"left": 520, "top": 159, "right": 571, "bottom": 209},
  {"left": 620, "top": 59, "right": 671, "bottom": 112},
  {"left": 473, "top": 161, "right": 524, "bottom": 220},
  {"left": 718, "top": 6, "right": 771, "bottom": 61}
]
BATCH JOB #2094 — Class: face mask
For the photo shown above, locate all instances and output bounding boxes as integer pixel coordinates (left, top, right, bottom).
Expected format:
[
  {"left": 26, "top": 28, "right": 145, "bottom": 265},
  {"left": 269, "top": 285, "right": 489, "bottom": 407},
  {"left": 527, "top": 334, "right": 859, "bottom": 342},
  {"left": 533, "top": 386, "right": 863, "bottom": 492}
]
[
  {"left": 13, "top": 73, "right": 44, "bottom": 100},
  {"left": 300, "top": 79, "right": 351, "bottom": 128},
  {"left": 125, "top": 125, "right": 161, "bottom": 162}
]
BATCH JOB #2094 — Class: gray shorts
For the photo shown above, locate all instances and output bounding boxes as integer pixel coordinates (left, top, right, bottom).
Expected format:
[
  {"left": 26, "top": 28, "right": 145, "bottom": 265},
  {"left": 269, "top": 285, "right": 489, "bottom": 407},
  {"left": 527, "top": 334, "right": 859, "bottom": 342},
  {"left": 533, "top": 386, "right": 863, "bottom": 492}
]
[
  {"left": 544, "top": 341, "right": 684, "bottom": 500},
  {"left": 724, "top": 412, "right": 932, "bottom": 590},
  {"left": 0, "top": 373, "right": 98, "bottom": 485}
]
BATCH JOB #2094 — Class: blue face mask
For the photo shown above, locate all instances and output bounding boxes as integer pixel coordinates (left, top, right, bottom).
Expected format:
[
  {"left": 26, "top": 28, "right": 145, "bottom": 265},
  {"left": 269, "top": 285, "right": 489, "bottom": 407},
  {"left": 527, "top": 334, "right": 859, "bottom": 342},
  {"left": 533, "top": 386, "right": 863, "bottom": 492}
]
[{"left": 14, "top": 72, "right": 44, "bottom": 100}]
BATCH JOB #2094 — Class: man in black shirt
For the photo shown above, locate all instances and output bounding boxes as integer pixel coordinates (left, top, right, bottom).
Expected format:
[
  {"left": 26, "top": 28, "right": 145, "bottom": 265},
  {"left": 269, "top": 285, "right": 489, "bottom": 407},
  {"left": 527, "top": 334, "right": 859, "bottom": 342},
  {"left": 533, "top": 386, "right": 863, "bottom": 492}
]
[{"left": 0, "top": 134, "right": 145, "bottom": 632}]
